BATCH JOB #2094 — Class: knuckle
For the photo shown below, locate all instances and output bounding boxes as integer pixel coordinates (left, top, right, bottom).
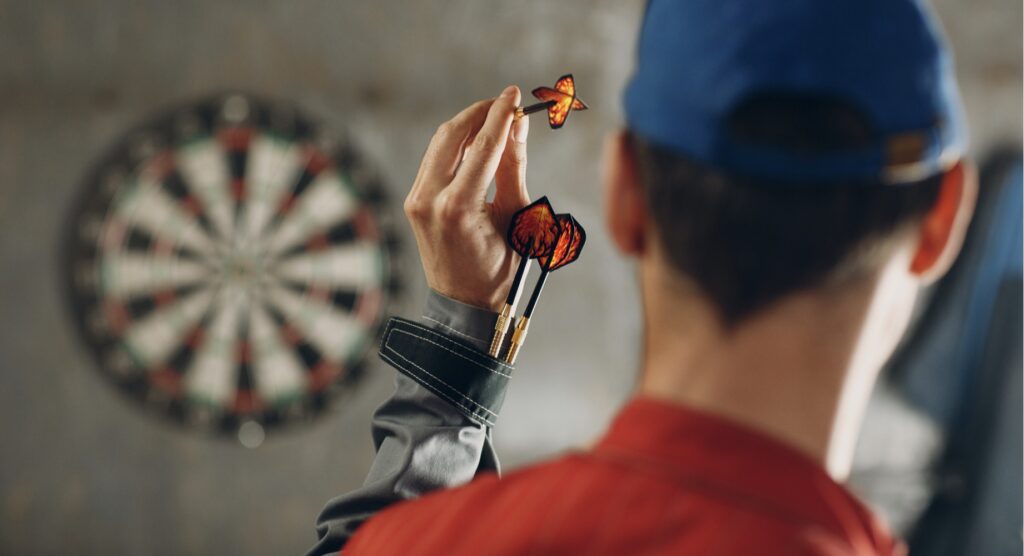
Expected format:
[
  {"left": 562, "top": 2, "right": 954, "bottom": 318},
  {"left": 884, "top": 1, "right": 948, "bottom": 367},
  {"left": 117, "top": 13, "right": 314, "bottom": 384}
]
[
  {"left": 473, "top": 133, "right": 500, "bottom": 153},
  {"left": 512, "top": 145, "right": 528, "bottom": 165},
  {"left": 403, "top": 196, "right": 429, "bottom": 221},
  {"left": 433, "top": 121, "right": 454, "bottom": 139}
]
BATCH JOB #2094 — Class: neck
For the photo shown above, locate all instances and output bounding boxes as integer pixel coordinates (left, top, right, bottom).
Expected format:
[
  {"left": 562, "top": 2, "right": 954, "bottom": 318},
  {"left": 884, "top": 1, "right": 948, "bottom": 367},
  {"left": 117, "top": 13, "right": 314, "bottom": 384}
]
[{"left": 636, "top": 260, "right": 885, "bottom": 480}]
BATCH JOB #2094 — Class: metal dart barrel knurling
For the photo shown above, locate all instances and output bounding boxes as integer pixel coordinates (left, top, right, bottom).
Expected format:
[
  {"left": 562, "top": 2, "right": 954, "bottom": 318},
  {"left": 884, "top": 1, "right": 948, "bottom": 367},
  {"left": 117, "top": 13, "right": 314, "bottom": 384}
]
[
  {"left": 489, "top": 303, "right": 513, "bottom": 357},
  {"left": 504, "top": 316, "right": 530, "bottom": 364}
]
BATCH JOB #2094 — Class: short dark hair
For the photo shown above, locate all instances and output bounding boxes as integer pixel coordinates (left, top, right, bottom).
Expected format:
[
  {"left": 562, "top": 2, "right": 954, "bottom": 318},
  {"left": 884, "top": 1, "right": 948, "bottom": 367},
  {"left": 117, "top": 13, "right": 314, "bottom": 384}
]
[{"left": 631, "top": 129, "right": 942, "bottom": 326}]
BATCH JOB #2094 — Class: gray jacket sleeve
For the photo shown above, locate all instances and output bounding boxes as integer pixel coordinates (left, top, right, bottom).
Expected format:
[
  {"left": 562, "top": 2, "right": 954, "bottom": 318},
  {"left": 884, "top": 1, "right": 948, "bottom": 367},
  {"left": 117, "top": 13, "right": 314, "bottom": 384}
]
[{"left": 306, "top": 291, "right": 513, "bottom": 556}]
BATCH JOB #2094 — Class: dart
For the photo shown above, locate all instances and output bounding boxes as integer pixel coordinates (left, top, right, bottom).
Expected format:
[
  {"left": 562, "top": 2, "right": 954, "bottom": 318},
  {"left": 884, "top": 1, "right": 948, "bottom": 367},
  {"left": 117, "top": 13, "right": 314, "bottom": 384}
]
[
  {"left": 505, "top": 213, "right": 586, "bottom": 364},
  {"left": 515, "top": 100, "right": 556, "bottom": 117},
  {"left": 514, "top": 74, "right": 589, "bottom": 129},
  {"left": 488, "top": 197, "right": 561, "bottom": 357}
]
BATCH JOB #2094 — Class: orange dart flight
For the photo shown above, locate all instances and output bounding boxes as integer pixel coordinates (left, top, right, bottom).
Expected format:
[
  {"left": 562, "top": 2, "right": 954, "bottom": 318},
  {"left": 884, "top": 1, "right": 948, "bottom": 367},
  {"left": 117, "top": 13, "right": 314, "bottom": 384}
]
[
  {"left": 508, "top": 196, "right": 561, "bottom": 258},
  {"left": 540, "top": 214, "right": 586, "bottom": 271},
  {"left": 531, "top": 74, "right": 589, "bottom": 129}
]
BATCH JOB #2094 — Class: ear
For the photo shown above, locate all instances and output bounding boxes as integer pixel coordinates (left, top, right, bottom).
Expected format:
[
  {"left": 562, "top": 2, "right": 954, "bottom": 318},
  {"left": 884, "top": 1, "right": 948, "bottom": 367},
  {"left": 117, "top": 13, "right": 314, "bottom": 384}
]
[
  {"left": 602, "top": 130, "right": 648, "bottom": 256},
  {"left": 909, "top": 160, "right": 978, "bottom": 282}
]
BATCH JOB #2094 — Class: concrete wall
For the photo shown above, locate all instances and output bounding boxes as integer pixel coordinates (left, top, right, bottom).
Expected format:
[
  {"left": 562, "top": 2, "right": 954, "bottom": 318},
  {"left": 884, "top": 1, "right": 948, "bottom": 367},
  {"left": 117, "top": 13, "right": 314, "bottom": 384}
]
[{"left": 0, "top": 1, "right": 1018, "bottom": 554}]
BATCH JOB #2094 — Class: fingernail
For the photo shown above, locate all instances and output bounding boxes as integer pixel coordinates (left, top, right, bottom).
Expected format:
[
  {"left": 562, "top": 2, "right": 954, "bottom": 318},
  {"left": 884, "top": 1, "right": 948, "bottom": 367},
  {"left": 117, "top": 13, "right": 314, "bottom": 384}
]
[
  {"left": 512, "top": 113, "right": 529, "bottom": 144},
  {"left": 501, "top": 85, "right": 517, "bottom": 99}
]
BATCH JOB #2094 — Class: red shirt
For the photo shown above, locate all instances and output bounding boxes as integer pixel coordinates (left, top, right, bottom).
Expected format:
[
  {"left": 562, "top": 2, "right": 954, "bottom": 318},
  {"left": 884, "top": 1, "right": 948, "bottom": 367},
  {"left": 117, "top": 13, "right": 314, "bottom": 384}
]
[{"left": 346, "top": 397, "right": 904, "bottom": 555}]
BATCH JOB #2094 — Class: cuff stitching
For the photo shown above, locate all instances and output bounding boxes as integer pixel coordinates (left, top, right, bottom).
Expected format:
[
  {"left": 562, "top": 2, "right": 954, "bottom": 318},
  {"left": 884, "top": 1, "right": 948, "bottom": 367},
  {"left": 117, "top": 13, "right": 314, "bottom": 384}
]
[
  {"left": 390, "top": 328, "right": 511, "bottom": 378},
  {"left": 422, "top": 315, "right": 486, "bottom": 345},
  {"left": 396, "top": 319, "right": 513, "bottom": 371},
  {"left": 383, "top": 328, "right": 499, "bottom": 423},
  {"left": 379, "top": 349, "right": 496, "bottom": 427}
]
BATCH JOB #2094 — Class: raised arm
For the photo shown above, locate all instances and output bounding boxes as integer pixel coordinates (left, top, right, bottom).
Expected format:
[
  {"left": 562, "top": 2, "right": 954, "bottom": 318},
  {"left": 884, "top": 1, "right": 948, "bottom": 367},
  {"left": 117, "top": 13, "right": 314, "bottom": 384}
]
[{"left": 307, "top": 88, "right": 531, "bottom": 555}]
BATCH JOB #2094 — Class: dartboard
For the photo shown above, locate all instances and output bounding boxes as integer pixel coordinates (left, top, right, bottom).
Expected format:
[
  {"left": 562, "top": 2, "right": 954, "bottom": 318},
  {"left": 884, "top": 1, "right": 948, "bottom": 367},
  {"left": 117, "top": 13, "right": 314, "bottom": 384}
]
[{"left": 64, "top": 94, "right": 400, "bottom": 442}]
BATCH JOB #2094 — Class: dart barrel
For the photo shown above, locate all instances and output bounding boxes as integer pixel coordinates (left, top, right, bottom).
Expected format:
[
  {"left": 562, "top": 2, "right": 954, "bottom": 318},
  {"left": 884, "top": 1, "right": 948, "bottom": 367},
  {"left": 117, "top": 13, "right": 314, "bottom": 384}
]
[
  {"left": 489, "top": 303, "right": 513, "bottom": 357},
  {"left": 505, "top": 316, "right": 530, "bottom": 364}
]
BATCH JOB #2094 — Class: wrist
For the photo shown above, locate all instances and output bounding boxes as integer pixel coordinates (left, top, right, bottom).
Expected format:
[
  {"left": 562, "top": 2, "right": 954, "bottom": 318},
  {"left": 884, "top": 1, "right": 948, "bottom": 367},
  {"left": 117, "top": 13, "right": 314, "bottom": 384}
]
[{"left": 428, "top": 284, "right": 503, "bottom": 313}]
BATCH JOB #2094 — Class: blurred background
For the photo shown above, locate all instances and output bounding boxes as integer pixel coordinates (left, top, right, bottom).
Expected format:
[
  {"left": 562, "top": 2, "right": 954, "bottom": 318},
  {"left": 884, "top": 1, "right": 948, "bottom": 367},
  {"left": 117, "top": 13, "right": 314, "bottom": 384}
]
[{"left": 0, "top": 1, "right": 1019, "bottom": 554}]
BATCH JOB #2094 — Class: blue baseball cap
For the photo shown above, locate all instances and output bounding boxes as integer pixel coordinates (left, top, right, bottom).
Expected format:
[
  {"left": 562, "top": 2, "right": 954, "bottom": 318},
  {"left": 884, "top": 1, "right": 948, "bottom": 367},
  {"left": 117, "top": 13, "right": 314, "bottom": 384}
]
[{"left": 623, "top": 0, "right": 967, "bottom": 184}]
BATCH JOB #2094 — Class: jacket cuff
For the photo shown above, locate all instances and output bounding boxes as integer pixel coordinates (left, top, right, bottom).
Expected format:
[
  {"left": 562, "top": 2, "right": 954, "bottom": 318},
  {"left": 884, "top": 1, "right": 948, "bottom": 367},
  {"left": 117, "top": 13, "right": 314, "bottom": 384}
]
[
  {"left": 421, "top": 289, "right": 499, "bottom": 353},
  {"left": 378, "top": 317, "right": 513, "bottom": 427}
]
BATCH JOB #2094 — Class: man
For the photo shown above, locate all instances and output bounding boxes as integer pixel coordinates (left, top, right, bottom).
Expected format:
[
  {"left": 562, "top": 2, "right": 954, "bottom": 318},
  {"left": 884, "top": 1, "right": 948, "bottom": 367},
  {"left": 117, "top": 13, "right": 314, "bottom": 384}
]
[{"left": 309, "top": 0, "right": 975, "bottom": 554}]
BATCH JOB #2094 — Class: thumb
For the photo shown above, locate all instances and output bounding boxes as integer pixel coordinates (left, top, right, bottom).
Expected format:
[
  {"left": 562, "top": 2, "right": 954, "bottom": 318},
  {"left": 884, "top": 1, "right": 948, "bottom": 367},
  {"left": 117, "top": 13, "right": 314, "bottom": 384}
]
[{"left": 493, "top": 113, "right": 530, "bottom": 218}]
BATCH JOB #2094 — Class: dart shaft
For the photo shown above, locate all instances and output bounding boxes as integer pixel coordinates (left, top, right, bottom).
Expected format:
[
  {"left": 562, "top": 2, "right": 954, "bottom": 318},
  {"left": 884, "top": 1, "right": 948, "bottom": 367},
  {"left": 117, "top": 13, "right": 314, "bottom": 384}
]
[
  {"left": 523, "top": 270, "right": 549, "bottom": 319},
  {"left": 505, "top": 270, "right": 550, "bottom": 363},
  {"left": 515, "top": 100, "right": 555, "bottom": 118},
  {"left": 490, "top": 257, "right": 530, "bottom": 358},
  {"left": 505, "top": 258, "right": 530, "bottom": 306}
]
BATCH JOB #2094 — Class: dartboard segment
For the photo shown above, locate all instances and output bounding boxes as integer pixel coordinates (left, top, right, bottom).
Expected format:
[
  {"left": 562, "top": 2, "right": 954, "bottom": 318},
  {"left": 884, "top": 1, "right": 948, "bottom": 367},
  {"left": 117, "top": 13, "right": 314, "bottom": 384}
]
[
  {"left": 64, "top": 94, "right": 400, "bottom": 440},
  {"left": 264, "top": 168, "right": 362, "bottom": 256},
  {"left": 240, "top": 135, "right": 307, "bottom": 241}
]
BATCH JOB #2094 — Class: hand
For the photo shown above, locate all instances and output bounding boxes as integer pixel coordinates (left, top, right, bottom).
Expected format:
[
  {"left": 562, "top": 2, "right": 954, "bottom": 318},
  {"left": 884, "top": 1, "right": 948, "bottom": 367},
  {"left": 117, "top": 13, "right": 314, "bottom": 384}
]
[{"left": 404, "top": 86, "right": 531, "bottom": 311}]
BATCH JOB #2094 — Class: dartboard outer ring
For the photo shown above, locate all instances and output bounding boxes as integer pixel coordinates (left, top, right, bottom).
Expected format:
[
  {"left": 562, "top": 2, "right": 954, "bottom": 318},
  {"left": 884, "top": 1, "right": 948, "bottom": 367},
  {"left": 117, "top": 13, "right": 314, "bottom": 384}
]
[{"left": 63, "top": 93, "right": 402, "bottom": 440}]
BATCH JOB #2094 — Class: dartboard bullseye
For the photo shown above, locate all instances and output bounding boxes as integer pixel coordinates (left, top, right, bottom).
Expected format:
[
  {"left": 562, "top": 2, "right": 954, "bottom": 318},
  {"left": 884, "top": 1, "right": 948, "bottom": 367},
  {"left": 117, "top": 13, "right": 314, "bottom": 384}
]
[{"left": 64, "top": 94, "right": 401, "bottom": 440}]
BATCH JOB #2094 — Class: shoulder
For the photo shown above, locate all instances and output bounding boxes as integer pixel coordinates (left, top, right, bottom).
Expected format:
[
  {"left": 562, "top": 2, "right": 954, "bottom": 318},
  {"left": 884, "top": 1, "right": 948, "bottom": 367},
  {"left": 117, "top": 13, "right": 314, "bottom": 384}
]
[
  {"left": 345, "top": 453, "right": 607, "bottom": 554},
  {"left": 346, "top": 452, "right": 901, "bottom": 556}
]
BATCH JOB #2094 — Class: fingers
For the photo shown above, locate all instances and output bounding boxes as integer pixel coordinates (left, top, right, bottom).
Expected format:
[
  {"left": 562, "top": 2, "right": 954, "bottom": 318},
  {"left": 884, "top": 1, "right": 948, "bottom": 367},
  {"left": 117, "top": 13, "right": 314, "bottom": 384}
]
[
  {"left": 447, "top": 85, "right": 521, "bottom": 206},
  {"left": 493, "top": 113, "right": 530, "bottom": 217},
  {"left": 407, "top": 99, "right": 493, "bottom": 221},
  {"left": 416, "top": 99, "right": 493, "bottom": 189}
]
